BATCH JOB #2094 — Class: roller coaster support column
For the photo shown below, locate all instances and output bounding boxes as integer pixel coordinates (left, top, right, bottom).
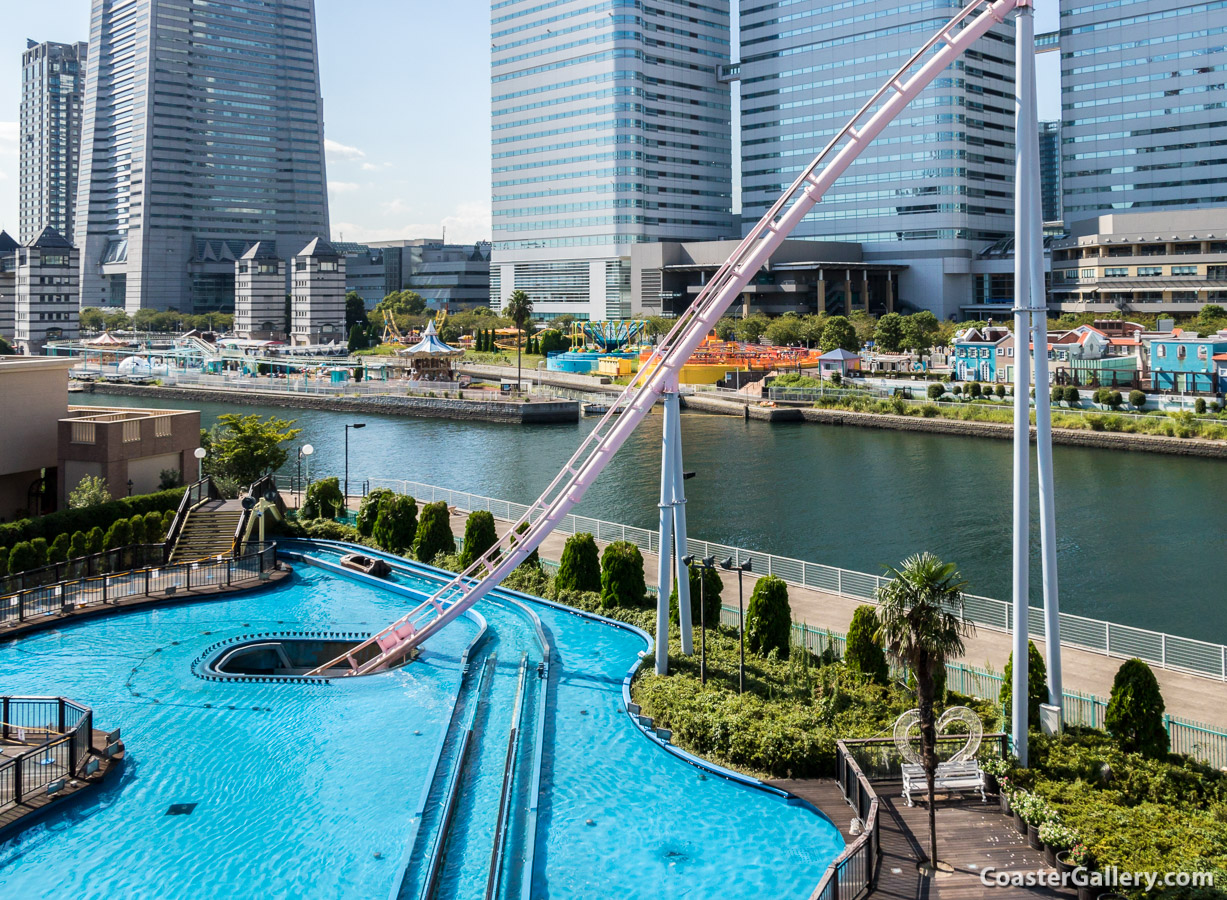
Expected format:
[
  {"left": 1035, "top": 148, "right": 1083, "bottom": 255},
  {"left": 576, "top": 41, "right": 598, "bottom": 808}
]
[
  {"left": 655, "top": 380, "right": 678, "bottom": 675},
  {"left": 668, "top": 388, "right": 694, "bottom": 656},
  {"left": 1011, "top": 0, "right": 1038, "bottom": 767},
  {"left": 1025, "top": 6, "right": 1063, "bottom": 717}
]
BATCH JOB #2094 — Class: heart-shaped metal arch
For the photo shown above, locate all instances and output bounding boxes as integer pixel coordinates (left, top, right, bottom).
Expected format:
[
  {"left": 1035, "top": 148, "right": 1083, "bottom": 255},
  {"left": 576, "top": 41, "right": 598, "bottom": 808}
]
[{"left": 892, "top": 706, "right": 984, "bottom": 766}]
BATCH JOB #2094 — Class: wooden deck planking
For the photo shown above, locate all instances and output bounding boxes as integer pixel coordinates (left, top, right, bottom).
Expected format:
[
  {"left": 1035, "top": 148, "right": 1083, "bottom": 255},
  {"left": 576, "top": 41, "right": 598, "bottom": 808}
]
[{"left": 771, "top": 779, "right": 1067, "bottom": 899}]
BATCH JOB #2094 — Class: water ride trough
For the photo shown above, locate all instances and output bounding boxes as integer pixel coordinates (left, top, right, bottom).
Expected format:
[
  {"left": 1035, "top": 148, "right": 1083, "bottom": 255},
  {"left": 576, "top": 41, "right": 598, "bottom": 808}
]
[{"left": 307, "top": 0, "right": 1062, "bottom": 766}]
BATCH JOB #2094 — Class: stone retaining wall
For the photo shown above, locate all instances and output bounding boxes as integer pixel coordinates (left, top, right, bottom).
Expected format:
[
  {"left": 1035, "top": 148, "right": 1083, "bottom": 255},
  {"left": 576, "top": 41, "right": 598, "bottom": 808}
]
[
  {"left": 683, "top": 393, "right": 1227, "bottom": 458},
  {"left": 90, "top": 383, "right": 579, "bottom": 424}
]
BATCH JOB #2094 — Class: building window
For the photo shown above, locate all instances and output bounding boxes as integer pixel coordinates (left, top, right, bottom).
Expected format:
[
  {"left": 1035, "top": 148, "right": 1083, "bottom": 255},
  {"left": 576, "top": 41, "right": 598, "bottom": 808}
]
[
  {"left": 1080, "top": 268, "right": 1095, "bottom": 279},
  {"left": 1177, "top": 346, "right": 1187, "bottom": 361},
  {"left": 1156, "top": 344, "right": 1166, "bottom": 358},
  {"left": 1137, "top": 267, "right": 1162, "bottom": 277},
  {"left": 1198, "top": 345, "right": 1209, "bottom": 360},
  {"left": 1105, "top": 268, "right": 1128, "bottom": 278},
  {"left": 1172, "top": 266, "right": 1197, "bottom": 276}
]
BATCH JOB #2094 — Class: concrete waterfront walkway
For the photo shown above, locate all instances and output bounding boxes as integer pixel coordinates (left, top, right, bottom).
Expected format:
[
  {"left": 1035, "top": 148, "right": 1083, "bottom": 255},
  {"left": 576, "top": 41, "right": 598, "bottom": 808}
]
[{"left": 439, "top": 507, "right": 1227, "bottom": 732}]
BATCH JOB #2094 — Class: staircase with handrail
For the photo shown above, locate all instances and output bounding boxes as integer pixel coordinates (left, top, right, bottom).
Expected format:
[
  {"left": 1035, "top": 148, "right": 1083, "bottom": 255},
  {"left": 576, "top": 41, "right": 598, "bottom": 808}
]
[{"left": 307, "top": 0, "right": 1029, "bottom": 678}]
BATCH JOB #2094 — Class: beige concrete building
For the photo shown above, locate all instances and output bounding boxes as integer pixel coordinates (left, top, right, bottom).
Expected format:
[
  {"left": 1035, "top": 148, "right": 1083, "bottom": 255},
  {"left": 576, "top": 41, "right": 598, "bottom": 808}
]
[
  {"left": 0, "top": 357, "right": 74, "bottom": 518},
  {"left": 290, "top": 237, "right": 345, "bottom": 346},
  {"left": 1050, "top": 209, "right": 1227, "bottom": 315},
  {"left": 234, "top": 241, "right": 287, "bottom": 341},
  {"left": 58, "top": 406, "right": 201, "bottom": 506}
]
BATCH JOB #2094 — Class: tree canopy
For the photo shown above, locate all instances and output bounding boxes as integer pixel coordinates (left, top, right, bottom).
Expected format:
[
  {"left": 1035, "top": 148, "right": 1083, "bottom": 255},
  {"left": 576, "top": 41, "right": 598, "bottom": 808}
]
[{"left": 201, "top": 414, "right": 301, "bottom": 487}]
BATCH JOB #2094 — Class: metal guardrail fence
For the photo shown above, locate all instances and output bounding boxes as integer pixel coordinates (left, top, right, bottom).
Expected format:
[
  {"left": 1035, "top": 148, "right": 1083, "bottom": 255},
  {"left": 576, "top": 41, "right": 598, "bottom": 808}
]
[
  {"left": 812, "top": 741, "right": 880, "bottom": 900},
  {"left": 313, "top": 476, "right": 1227, "bottom": 684},
  {"left": 0, "top": 696, "right": 93, "bottom": 809},
  {"left": 754, "top": 614, "right": 1227, "bottom": 769},
  {"left": 0, "top": 543, "right": 277, "bottom": 629},
  {"left": 0, "top": 544, "right": 166, "bottom": 597}
]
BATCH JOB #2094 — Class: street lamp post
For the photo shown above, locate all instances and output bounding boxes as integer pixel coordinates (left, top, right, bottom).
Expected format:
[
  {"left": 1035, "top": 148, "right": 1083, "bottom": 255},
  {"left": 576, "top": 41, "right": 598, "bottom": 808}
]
[
  {"left": 344, "top": 424, "right": 365, "bottom": 513},
  {"left": 720, "top": 556, "right": 753, "bottom": 694},
  {"left": 297, "top": 444, "right": 314, "bottom": 509},
  {"left": 193, "top": 447, "right": 207, "bottom": 482},
  {"left": 683, "top": 554, "right": 717, "bottom": 685}
]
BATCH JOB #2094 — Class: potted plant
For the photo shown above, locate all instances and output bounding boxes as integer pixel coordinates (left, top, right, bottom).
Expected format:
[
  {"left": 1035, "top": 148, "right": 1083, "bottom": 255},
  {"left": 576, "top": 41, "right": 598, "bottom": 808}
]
[
  {"left": 1018, "top": 795, "right": 1052, "bottom": 850},
  {"left": 997, "top": 774, "right": 1015, "bottom": 815},
  {"left": 980, "top": 756, "right": 1009, "bottom": 795},
  {"left": 1010, "top": 789, "right": 1032, "bottom": 834},
  {"left": 1038, "top": 820, "right": 1076, "bottom": 867},
  {"left": 1056, "top": 840, "right": 1090, "bottom": 878}
]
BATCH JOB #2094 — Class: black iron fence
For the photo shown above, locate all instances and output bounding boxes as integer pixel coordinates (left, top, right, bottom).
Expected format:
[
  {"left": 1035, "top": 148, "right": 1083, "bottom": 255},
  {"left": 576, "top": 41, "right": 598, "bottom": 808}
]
[
  {"left": 0, "top": 696, "right": 96, "bottom": 808},
  {"left": 0, "top": 543, "right": 277, "bottom": 629},
  {"left": 0, "top": 544, "right": 167, "bottom": 597}
]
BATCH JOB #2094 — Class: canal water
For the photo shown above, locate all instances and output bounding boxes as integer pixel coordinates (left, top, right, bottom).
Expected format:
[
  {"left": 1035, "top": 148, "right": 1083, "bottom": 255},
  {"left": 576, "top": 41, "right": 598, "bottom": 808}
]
[{"left": 77, "top": 393, "right": 1227, "bottom": 643}]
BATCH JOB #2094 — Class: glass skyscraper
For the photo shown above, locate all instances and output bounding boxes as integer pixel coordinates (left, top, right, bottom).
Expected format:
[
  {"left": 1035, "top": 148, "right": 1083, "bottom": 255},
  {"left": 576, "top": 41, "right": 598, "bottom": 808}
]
[
  {"left": 1038, "top": 120, "right": 1062, "bottom": 225},
  {"left": 75, "top": 0, "right": 330, "bottom": 314},
  {"left": 20, "top": 41, "right": 87, "bottom": 244},
  {"left": 490, "top": 0, "right": 736, "bottom": 322},
  {"left": 1059, "top": 0, "right": 1227, "bottom": 220},
  {"left": 738, "top": 0, "right": 1016, "bottom": 318}
]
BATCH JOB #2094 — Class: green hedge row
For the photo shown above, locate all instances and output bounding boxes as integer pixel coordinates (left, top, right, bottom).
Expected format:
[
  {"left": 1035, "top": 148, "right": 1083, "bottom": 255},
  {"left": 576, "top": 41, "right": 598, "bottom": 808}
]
[{"left": 0, "top": 488, "right": 186, "bottom": 549}]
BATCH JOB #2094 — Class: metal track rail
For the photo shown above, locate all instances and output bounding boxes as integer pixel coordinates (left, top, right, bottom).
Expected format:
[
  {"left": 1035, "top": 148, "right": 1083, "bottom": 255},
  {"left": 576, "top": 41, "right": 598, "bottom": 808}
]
[{"left": 307, "top": 0, "right": 1026, "bottom": 677}]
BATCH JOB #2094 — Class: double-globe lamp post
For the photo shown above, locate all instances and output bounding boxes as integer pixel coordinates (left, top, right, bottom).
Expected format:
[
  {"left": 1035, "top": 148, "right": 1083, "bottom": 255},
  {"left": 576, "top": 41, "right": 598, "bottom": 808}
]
[
  {"left": 344, "top": 423, "right": 366, "bottom": 514},
  {"left": 719, "top": 556, "right": 753, "bottom": 694},
  {"left": 681, "top": 554, "right": 717, "bottom": 685}
]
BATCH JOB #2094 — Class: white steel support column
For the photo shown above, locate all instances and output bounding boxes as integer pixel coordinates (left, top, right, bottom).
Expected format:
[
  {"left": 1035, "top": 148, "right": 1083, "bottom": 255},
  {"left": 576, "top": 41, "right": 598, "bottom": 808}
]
[
  {"left": 668, "top": 391, "right": 694, "bottom": 655},
  {"left": 1011, "top": 0, "right": 1036, "bottom": 767},
  {"left": 1026, "top": 36, "right": 1063, "bottom": 714},
  {"left": 655, "top": 384, "right": 678, "bottom": 675}
]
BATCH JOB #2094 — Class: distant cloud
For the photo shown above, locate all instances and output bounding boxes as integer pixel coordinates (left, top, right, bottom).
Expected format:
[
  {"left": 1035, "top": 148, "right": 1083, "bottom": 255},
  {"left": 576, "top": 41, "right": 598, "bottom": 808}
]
[
  {"left": 324, "top": 138, "right": 366, "bottom": 161},
  {"left": 328, "top": 180, "right": 361, "bottom": 195}
]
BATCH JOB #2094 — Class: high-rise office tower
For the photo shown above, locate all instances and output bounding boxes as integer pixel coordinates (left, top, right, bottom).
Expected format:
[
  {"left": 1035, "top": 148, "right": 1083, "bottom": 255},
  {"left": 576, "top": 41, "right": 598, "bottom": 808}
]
[
  {"left": 1039, "top": 121, "right": 1061, "bottom": 225},
  {"left": 490, "top": 0, "right": 735, "bottom": 322},
  {"left": 20, "top": 41, "right": 87, "bottom": 244},
  {"left": 15, "top": 227, "right": 79, "bottom": 356},
  {"left": 76, "top": 0, "right": 330, "bottom": 314},
  {"left": 1060, "top": 0, "right": 1227, "bottom": 221},
  {"left": 738, "top": 0, "right": 1016, "bottom": 318}
]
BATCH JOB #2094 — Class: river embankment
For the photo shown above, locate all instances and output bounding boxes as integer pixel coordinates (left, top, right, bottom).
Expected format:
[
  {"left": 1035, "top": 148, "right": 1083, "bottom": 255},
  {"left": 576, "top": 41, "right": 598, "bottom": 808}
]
[
  {"left": 681, "top": 393, "right": 1227, "bottom": 459},
  {"left": 85, "top": 382, "right": 579, "bottom": 424}
]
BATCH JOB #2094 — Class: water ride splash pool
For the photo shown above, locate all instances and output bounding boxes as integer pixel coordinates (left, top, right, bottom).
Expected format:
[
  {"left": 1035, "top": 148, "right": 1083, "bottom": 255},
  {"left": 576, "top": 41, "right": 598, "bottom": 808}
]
[{"left": 0, "top": 545, "right": 842, "bottom": 898}]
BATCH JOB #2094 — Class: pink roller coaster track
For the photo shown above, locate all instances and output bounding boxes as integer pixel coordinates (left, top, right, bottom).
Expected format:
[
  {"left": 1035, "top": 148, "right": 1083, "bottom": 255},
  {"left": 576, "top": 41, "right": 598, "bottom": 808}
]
[{"left": 307, "top": 0, "right": 1031, "bottom": 677}]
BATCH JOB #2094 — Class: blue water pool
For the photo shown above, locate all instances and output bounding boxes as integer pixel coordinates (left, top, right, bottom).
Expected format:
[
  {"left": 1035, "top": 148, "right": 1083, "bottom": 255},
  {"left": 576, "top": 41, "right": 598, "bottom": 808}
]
[{"left": 0, "top": 545, "right": 843, "bottom": 899}]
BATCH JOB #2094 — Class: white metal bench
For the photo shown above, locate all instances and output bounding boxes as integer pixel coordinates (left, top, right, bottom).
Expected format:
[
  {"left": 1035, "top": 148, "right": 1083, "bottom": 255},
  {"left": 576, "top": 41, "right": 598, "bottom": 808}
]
[{"left": 901, "top": 760, "right": 986, "bottom": 806}]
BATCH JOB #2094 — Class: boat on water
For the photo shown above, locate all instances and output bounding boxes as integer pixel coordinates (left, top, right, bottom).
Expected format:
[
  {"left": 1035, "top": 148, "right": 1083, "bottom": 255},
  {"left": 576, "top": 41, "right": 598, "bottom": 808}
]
[
  {"left": 339, "top": 553, "right": 392, "bottom": 578},
  {"left": 583, "top": 402, "right": 622, "bottom": 416}
]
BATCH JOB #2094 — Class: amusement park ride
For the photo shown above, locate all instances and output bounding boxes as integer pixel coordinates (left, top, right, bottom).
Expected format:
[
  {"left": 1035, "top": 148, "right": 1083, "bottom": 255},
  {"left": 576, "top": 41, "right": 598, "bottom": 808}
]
[{"left": 309, "top": 0, "right": 1059, "bottom": 765}]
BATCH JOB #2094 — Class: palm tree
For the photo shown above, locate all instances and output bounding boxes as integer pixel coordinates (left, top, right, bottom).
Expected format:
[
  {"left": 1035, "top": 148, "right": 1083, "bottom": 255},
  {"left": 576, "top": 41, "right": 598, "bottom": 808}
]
[
  {"left": 505, "top": 289, "right": 533, "bottom": 392},
  {"left": 875, "top": 552, "right": 974, "bottom": 870}
]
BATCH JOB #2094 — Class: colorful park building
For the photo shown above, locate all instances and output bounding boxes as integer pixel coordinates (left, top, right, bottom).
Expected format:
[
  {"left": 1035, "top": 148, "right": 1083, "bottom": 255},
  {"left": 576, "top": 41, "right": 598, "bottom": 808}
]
[
  {"left": 950, "top": 326, "right": 1011, "bottom": 381},
  {"left": 1148, "top": 330, "right": 1227, "bottom": 394}
]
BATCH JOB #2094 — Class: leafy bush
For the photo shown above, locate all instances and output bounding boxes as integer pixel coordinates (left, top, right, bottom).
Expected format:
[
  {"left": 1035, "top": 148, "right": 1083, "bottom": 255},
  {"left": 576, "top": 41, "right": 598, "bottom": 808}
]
[
  {"left": 413, "top": 501, "right": 454, "bottom": 563},
  {"left": 128, "top": 514, "right": 146, "bottom": 544},
  {"left": 299, "top": 518, "right": 367, "bottom": 544},
  {"left": 0, "top": 548, "right": 6, "bottom": 577},
  {"left": 1106, "top": 658, "right": 1169, "bottom": 758},
  {"left": 968, "top": 381, "right": 982, "bottom": 398},
  {"left": 162, "top": 509, "right": 176, "bottom": 536},
  {"left": 508, "top": 520, "right": 539, "bottom": 569},
  {"left": 668, "top": 561, "right": 723, "bottom": 626},
  {"left": 355, "top": 488, "right": 395, "bottom": 537},
  {"left": 48, "top": 533, "right": 70, "bottom": 565},
  {"left": 745, "top": 575, "right": 791, "bottom": 658},
  {"left": 0, "top": 487, "right": 184, "bottom": 550},
  {"left": 67, "top": 475, "right": 112, "bottom": 509},
  {"left": 459, "top": 510, "right": 498, "bottom": 568},
  {"left": 845, "top": 605, "right": 887, "bottom": 684},
  {"left": 1000, "top": 639, "right": 1048, "bottom": 732},
  {"left": 158, "top": 468, "right": 182, "bottom": 490},
  {"left": 1195, "top": 397, "right": 1207, "bottom": 415},
  {"left": 1064, "top": 386, "right": 1081, "bottom": 404},
  {"left": 556, "top": 532, "right": 600, "bottom": 593},
  {"left": 144, "top": 510, "right": 165, "bottom": 542},
  {"left": 995, "top": 383, "right": 1007, "bottom": 398},
  {"left": 85, "top": 527, "right": 105, "bottom": 555},
  {"left": 1129, "top": 389, "right": 1147, "bottom": 409},
  {"left": 302, "top": 477, "right": 345, "bottom": 520},
  {"left": 68, "top": 531, "right": 88, "bottom": 559},
  {"left": 372, "top": 495, "right": 418, "bottom": 556},
  {"left": 103, "top": 518, "right": 132, "bottom": 551},
  {"left": 8, "top": 542, "right": 40, "bottom": 575},
  {"left": 926, "top": 382, "right": 944, "bottom": 400},
  {"left": 600, "top": 540, "right": 647, "bottom": 609}
]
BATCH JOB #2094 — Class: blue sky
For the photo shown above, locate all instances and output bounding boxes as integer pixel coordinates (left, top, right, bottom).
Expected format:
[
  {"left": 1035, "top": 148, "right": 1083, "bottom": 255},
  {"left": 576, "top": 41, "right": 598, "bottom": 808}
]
[{"left": 0, "top": 0, "right": 1060, "bottom": 243}]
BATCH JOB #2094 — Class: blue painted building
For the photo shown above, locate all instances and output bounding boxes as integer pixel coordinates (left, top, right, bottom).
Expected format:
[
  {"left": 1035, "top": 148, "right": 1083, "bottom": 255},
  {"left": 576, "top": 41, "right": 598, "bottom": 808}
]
[
  {"left": 951, "top": 326, "right": 1011, "bottom": 382},
  {"left": 1149, "top": 331, "right": 1227, "bottom": 394}
]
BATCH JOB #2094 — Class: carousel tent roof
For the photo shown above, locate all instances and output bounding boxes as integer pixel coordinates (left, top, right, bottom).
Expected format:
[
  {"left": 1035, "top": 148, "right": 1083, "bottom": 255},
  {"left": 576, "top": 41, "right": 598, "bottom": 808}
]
[
  {"left": 83, "top": 331, "right": 133, "bottom": 347},
  {"left": 398, "top": 320, "right": 462, "bottom": 358}
]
